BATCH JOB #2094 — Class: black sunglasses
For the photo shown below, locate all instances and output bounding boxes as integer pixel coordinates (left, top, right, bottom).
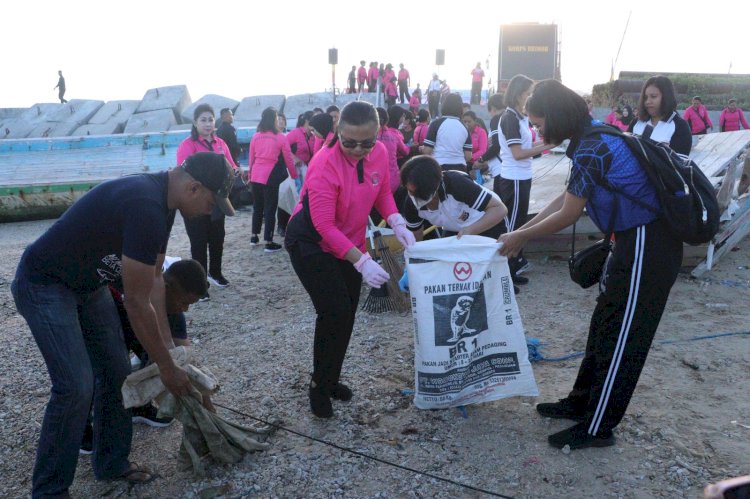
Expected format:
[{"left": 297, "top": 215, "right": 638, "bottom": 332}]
[{"left": 339, "top": 134, "right": 377, "bottom": 150}]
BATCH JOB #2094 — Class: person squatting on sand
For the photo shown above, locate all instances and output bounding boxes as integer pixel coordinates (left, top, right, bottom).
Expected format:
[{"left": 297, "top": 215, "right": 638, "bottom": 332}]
[
  {"left": 284, "top": 101, "right": 416, "bottom": 418},
  {"left": 11, "top": 152, "right": 235, "bottom": 497},
  {"left": 499, "top": 79, "right": 683, "bottom": 450}
]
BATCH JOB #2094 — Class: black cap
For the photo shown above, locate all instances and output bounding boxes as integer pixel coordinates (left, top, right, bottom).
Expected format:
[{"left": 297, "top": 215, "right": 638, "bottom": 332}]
[{"left": 181, "top": 152, "right": 236, "bottom": 216}]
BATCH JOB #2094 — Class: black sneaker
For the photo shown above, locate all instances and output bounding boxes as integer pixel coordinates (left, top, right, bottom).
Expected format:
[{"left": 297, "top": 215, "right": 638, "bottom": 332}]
[
  {"left": 79, "top": 423, "right": 94, "bottom": 455},
  {"left": 512, "top": 274, "right": 529, "bottom": 285},
  {"left": 516, "top": 257, "right": 532, "bottom": 275},
  {"left": 132, "top": 404, "right": 174, "bottom": 428},
  {"left": 309, "top": 382, "right": 333, "bottom": 418},
  {"left": 250, "top": 235, "right": 260, "bottom": 246},
  {"left": 198, "top": 291, "right": 210, "bottom": 302},
  {"left": 208, "top": 273, "right": 229, "bottom": 288},
  {"left": 514, "top": 285, "right": 520, "bottom": 295},
  {"left": 264, "top": 242, "right": 283, "bottom": 253},
  {"left": 536, "top": 398, "right": 586, "bottom": 421},
  {"left": 331, "top": 383, "right": 353, "bottom": 402},
  {"left": 548, "top": 422, "right": 615, "bottom": 450}
]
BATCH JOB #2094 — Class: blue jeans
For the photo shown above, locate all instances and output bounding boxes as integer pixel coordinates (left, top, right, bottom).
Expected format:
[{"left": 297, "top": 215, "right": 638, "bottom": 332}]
[{"left": 12, "top": 261, "right": 132, "bottom": 498}]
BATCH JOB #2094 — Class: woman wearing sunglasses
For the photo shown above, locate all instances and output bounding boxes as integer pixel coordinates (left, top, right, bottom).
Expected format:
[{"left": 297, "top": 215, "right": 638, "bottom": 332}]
[{"left": 284, "top": 101, "right": 416, "bottom": 418}]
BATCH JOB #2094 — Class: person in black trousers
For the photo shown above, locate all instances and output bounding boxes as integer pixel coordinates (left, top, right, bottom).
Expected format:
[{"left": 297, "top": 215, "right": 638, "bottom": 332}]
[{"left": 500, "top": 79, "right": 683, "bottom": 450}]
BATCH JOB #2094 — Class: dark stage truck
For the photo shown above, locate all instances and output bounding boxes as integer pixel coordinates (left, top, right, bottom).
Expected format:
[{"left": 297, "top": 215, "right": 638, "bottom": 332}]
[{"left": 497, "top": 23, "right": 560, "bottom": 92}]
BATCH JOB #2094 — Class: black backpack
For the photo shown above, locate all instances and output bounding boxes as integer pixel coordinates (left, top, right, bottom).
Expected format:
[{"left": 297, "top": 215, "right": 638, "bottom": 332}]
[{"left": 583, "top": 125, "right": 720, "bottom": 245}]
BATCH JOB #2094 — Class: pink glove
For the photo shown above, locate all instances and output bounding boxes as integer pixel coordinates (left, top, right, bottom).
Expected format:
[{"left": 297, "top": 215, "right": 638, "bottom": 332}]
[
  {"left": 387, "top": 213, "right": 416, "bottom": 249},
  {"left": 354, "top": 253, "right": 389, "bottom": 288}
]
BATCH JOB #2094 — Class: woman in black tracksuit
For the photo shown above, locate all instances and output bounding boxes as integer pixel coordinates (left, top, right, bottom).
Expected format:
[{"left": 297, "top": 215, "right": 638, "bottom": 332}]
[{"left": 500, "top": 79, "right": 682, "bottom": 451}]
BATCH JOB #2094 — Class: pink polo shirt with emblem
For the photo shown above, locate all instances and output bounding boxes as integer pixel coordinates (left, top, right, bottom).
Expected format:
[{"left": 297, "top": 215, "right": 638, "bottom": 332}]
[
  {"left": 357, "top": 66, "right": 367, "bottom": 84},
  {"left": 291, "top": 141, "right": 397, "bottom": 259},
  {"left": 176, "top": 135, "right": 238, "bottom": 169},
  {"left": 378, "top": 126, "right": 409, "bottom": 192},
  {"left": 470, "top": 126, "right": 488, "bottom": 163},
  {"left": 248, "top": 131, "right": 297, "bottom": 184},
  {"left": 286, "top": 127, "right": 315, "bottom": 164},
  {"left": 398, "top": 68, "right": 409, "bottom": 82}
]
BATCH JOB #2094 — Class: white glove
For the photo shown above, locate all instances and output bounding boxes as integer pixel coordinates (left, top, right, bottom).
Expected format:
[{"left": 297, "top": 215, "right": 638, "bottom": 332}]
[
  {"left": 354, "top": 253, "right": 389, "bottom": 288},
  {"left": 387, "top": 213, "right": 416, "bottom": 249}
]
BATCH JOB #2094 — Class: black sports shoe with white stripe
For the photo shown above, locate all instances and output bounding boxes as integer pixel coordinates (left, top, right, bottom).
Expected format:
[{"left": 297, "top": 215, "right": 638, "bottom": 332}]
[{"left": 208, "top": 273, "right": 229, "bottom": 288}]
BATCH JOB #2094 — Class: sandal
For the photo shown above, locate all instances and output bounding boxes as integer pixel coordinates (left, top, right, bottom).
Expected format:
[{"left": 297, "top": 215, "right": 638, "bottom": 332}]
[{"left": 116, "top": 462, "right": 156, "bottom": 485}]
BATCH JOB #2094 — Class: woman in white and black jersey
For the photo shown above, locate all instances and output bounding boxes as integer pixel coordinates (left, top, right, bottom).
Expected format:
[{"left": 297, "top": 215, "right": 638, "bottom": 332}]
[
  {"left": 628, "top": 75, "right": 692, "bottom": 156},
  {"left": 400, "top": 155, "right": 507, "bottom": 239},
  {"left": 422, "top": 93, "right": 473, "bottom": 173},
  {"left": 497, "top": 75, "right": 553, "bottom": 284}
]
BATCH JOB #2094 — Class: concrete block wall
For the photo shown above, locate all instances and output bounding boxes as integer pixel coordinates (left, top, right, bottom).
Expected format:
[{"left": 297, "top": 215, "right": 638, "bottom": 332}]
[
  {"left": 181, "top": 94, "right": 239, "bottom": 124},
  {"left": 123, "top": 109, "right": 178, "bottom": 134},
  {"left": 283, "top": 93, "right": 334, "bottom": 124},
  {"left": 0, "top": 119, "right": 36, "bottom": 139},
  {"left": 87, "top": 100, "right": 140, "bottom": 126},
  {"left": 135, "top": 85, "right": 192, "bottom": 122},
  {"left": 234, "top": 95, "right": 285, "bottom": 128}
]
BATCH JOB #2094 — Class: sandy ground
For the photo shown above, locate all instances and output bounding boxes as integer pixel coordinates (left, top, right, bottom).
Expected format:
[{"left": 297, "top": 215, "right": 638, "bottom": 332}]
[{"left": 1, "top": 209, "right": 749, "bottom": 499}]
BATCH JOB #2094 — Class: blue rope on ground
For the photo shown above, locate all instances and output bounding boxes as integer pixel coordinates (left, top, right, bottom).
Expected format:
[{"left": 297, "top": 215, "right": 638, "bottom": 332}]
[
  {"left": 527, "top": 331, "right": 750, "bottom": 362},
  {"left": 703, "top": 277, "right": 750, "bottom": 289}
]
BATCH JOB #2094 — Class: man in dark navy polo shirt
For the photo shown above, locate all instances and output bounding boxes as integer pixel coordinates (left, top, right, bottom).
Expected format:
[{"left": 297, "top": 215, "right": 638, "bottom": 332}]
[{"left": 11, "top": 152, "right": 235, "bottom": 498}]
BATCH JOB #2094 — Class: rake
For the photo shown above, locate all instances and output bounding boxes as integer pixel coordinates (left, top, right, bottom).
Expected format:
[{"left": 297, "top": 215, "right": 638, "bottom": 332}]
[{"left": 361, "top": 230, "right": 410, "bottom": 313}]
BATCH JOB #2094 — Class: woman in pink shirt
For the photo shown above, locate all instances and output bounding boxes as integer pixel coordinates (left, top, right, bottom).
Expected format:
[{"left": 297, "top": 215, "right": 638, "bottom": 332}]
[
  {"left": 384, "top": 77, "right": 398, "bottom": 108},
  {"left": 719, "top": 98, "right": 750, "bottom": 132},
  {"left": 462, "top": 110, "right": 488, "bottom": 168},
  {"left": 284, "top": 101, "right": 415, "bottom": 418},
  {"left": 412, "top": 109, "right": 430, "bottom": 154},
  {"left": 409, "top": 91, "right": 421, "bottom": 115},
  {"left": 286, "top": 110, "right": 316, "bottom": 187},
  {"left": 377, "top": 106, "right": 410, "bottom": 192},
  {"left": 248, "top": 107, "right": 297, "bottom": 252},
  {"left": 176, "top": 104, "right": 239, "bottom": 297}
]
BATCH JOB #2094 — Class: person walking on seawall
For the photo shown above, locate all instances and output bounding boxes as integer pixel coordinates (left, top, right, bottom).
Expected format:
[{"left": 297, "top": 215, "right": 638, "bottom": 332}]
[
  {"left": 54, "top": 70, "right": 68, "bottom": 103},
  {"left": 470, "top": 62, "right": 485, "bottom": 105},
  {"left": 398, "top": 63, "right": 411, "bottom": 104},
  {"left": 500, "top": 79, "right": 683, "bottom": 451},
  {"left": 628, "top": 75, "right": 692, "bottom": 155},
  {"left": 719, "top": 98, "right": 750, "bottom": 132},
  {"left": 347, "top": 65, "right": 357, "bottom": 94},
  {"left": 176, "top": 104, "right": 240, "bottom": 298},
  {"left": 422, "top": 93, "right": 473, "bottom": 173},
  {"left": 284, "top": 101, "right": 416, "bottom": 419},
  {"left": 357, "top": 60, "right": 368, "bottom": 93},
  {"left": 248, "top": 107, "right": 297, "bottom": 252},
  {"left": 683, "top": 95, "right": 713, "bottom": 135},
  {"left": 11, "top": 152, "right": 235, "bottom": 497},
  {"left": 497, "top": 75, "right": 552, "bottom": 286},
  {"left": 427, "top": 73, "right": 442, "bottom": 119}
]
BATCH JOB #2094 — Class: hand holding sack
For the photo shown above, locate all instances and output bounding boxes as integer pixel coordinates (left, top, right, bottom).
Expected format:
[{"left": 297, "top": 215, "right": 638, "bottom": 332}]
[
  {"left": 354, "top": 253, "right": 389, "bottom": 288},
  {"left": 388, "top": 213, "right": 416, "bottom": 249}
]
